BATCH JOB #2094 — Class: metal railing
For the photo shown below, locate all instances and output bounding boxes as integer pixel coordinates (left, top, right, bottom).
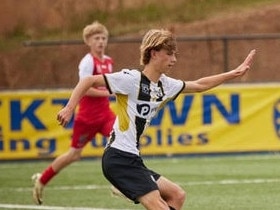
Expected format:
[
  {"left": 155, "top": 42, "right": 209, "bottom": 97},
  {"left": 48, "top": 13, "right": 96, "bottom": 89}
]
[{"left": 23, "top": 33, "right": 280, "bottom": 72}]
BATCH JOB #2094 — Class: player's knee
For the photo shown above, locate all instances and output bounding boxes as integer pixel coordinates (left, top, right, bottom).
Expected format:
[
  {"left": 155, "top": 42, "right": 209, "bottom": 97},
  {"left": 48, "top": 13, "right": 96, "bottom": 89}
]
[
  {"left": 169, "top": 187, "right": 186, "bottom": 207},
  {"left": 144, "top": 198, "right": 170, "bottom": 210},
  {"left": 139, "top": 191, "right": 170, "bottom": 210},
  {"left": 176, "top": 188, "right": 186, "bottom": 205},
  {"left": 66, "top": 150, "right": 82, "bottom": 162}
]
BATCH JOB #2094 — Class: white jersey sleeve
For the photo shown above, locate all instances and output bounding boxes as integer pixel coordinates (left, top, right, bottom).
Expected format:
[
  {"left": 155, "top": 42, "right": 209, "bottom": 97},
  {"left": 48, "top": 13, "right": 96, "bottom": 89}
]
[
  {"left": 104, "top": 69, "right": 138, "bottom": 95},
  {"left": 161, "top": 74, "right": 185, "bottom": 100},
  {"left": 78, "top": 53, "right": 94, "bottom": 79}
]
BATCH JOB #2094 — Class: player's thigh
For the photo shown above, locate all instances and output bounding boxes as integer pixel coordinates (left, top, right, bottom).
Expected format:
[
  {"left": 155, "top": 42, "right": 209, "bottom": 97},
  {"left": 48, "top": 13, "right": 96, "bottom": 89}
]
[
  {"left": 156, "top": 176, "right": 184, "bottom": 200},
  {"left": 72, "top": 120, "right": 98, "bottom": 148},
  {"left": 100, "top": 112, "right": 115, "bottom": 137},
  {"left": 102, "top": 147, "right": 158, "bottom": 200}
]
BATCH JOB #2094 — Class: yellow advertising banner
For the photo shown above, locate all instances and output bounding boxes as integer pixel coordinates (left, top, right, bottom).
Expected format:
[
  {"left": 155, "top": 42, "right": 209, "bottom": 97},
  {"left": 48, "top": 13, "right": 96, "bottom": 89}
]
[{"left": 0, "top": 84, "right": 279, "bottom": 160}]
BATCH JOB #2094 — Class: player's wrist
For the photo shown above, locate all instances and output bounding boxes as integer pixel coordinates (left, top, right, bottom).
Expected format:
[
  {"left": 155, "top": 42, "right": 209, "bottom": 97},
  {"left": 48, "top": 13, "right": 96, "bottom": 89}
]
[{"left": 65, "top": 104, "right": 75, "bottom": 112}]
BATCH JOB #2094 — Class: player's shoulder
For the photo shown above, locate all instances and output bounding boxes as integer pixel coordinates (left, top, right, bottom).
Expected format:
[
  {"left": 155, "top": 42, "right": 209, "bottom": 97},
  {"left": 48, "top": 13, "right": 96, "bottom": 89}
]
[
  {"left": 160, "top": 74, "right": 181, "bottom": 83},
  {"left": 82, "top": 53, "right": 92, "bottom": 60},
  {"left": 159, "top": 74, "right": 184, "bottom": 90},
  {"left": 120, "top": 69, "right": 140, "bottom": 77},
  {"left": 79, "top": 53, "right": 93, "bottom": 68},
  {"left": 80, "top": 53, "right": 92, "bottom": 63},
  {"left": 109, "top": 69, "right": 140, "bottom": 82},
  {"left": 159, "top": 73, "right": 171, "bottom": 83},
  {"left": 103, "top": 54, "right": 113, "bottom": 62}
]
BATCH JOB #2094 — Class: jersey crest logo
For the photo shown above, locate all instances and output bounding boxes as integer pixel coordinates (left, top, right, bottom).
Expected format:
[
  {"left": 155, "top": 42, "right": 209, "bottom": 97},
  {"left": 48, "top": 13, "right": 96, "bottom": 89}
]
[{"left": 141, "top": 83, "right": 150, "bottom": 95}]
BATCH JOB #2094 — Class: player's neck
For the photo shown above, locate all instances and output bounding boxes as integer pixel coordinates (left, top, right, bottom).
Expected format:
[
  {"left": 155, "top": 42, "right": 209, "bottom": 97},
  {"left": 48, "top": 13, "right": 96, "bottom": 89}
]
[
  {"left": 142, "top": 66, "right": 161, "bottom": 83},
  {"left": 91, "top": 51, "right": 104, "bottom": 61}
]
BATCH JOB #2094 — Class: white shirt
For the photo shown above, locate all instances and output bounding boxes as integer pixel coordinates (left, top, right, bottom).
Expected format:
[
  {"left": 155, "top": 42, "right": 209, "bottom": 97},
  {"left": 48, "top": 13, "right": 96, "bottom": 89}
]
[{"left": 104, "top": 69, "right": 185, "bottom": 155}]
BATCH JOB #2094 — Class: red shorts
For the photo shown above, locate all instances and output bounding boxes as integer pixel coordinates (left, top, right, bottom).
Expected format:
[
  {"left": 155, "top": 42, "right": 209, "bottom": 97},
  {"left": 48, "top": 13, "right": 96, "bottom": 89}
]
[{"left": 71, "top": 112, "right": 115, "bottom": 149}]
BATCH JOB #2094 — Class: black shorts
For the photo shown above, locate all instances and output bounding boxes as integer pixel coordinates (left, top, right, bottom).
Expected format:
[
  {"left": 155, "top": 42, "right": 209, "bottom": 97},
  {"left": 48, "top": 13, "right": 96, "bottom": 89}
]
[{"left": 102, "top": 147, "right": 161, "bottom": 203}]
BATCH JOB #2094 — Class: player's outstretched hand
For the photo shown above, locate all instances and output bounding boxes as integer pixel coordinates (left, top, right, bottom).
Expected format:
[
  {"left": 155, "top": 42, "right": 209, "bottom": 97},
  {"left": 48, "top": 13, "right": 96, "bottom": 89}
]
[
  {"left": 231, "top": 49, "right": 256, "bottom": 77},
  {"left": 57, "top": 107, "right": 73, "bottom": 127}
]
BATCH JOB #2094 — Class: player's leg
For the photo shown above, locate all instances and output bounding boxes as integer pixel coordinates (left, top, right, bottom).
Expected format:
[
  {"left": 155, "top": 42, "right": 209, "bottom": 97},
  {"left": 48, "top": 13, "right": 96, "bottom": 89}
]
[
  {"left": 42, "top": 147, "right": 83, "bottom": 183},
  {"left": 100, "top": 112, "right": 126, "bottom": 199},
  {"left": 156, "top": 176, "right": 186, "bottom": 210},
  {"left": 100, "top": 111, "right": 115, "bottom": 137},
  {"left": 32, "top": 120, "right": 96, "bottom": 205},
  {"left": 32, "top": 147, "right": 83, "bottom": 205},
  {"left": 137, "top": 190, "right": 171, "bottom": 210},
  {"left": 102, "top": 147, "right": 172, "bottom": 209}
]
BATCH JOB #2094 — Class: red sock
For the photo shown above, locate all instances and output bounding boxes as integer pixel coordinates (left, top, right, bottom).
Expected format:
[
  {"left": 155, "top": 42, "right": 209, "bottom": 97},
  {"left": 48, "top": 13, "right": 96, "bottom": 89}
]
[{"left": 40, "top": 166, "right": 57, "bottom": 185}]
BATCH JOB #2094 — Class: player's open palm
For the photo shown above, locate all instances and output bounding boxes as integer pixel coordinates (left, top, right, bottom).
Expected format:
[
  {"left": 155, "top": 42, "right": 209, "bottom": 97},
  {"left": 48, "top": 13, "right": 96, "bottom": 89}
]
[{"left": 231, "top": 49, "right": 256, "bottom": 77}]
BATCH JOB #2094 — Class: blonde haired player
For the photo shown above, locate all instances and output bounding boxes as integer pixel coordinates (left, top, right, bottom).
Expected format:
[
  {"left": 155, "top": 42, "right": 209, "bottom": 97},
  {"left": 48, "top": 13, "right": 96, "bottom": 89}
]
[
  {"left": 57, "top": 29, "right": 256, "bottom": 209},
  {"left": 32, "top": 21, "right": 116, "bottom": 205}
]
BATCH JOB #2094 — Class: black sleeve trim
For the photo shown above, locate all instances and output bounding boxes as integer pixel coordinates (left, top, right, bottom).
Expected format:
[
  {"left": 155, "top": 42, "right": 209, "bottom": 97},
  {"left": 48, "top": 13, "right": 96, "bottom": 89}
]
[
  {"left": 103, "top": 74, "right": 112, "bottom": 94},
  {"left": 173, "top": 80, "right": 185, "bottom": 101}
]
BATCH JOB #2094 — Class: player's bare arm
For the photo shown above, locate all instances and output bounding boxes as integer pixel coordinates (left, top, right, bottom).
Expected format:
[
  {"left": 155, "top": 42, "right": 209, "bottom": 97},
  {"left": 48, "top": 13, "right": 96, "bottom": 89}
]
[
  {"left": 57, "top": 74, "right": 106, "bottom": 127},
  {"left": 85, "top": 87, "right": 111, "bottom": 97},
  {"left": 182, "top": 49, "right": 256, "bottom": 93}
]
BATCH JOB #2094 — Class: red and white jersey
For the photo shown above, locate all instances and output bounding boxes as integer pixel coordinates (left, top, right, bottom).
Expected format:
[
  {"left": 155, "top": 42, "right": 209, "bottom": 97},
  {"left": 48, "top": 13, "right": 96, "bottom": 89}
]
[{"left": 76, "top": 53, "right": 113, "bottom": 123}]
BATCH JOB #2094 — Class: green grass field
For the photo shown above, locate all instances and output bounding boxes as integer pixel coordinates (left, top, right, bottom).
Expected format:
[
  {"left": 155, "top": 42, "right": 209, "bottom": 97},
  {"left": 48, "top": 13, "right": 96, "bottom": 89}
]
[{"left": 1, "top": 154, "right": 280, "bottom": 210}]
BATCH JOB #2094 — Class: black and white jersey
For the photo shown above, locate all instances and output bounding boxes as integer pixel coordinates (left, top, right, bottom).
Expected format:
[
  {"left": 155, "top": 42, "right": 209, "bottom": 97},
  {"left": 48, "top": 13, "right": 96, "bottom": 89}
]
[{"left": 104, "top": 69, "right": 185, "bottom": 155}]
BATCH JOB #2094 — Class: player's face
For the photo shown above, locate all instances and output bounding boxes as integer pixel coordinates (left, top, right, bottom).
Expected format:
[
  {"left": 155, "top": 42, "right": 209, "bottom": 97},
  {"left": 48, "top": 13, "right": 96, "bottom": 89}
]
[
  {"left": 87, "top": 33, "right": 108, "bottom": 54},
  {"left": 155, "top": 49, "right": 177, "bottom": 73}
]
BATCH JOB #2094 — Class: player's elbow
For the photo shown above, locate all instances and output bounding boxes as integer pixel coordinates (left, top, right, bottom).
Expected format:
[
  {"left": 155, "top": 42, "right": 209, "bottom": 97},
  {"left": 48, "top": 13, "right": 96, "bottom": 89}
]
[{"left": 189, "top": 84, "right": 209, "bottom": 93}]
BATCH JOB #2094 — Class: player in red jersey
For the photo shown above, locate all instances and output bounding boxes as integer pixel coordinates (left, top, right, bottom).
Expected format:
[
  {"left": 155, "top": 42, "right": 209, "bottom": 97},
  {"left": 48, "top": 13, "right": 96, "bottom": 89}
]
[{"left": 32, "top": 21, "right": 116, "bottom": 205}]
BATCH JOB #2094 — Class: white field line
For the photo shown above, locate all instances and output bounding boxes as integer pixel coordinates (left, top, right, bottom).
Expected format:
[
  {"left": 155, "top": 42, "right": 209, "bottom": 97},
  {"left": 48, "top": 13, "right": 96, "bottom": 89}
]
[
  {"left": 178, "top": 178, "right": 280, "bottom": 186},
  {"left": 1, "top": 179, "right": 280, "bottom": 209},
  {"left": 13, "top": 185, "right": 109, "bottom": 192},
  {"left": 1, "top": 154, "right": 280, "bottom": 169},
  {"left": 2, "top": 178, "right": 280, "bottom": 193},
  {"left": 0, "top": 204, "right": 130, "bottom": 210}
]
